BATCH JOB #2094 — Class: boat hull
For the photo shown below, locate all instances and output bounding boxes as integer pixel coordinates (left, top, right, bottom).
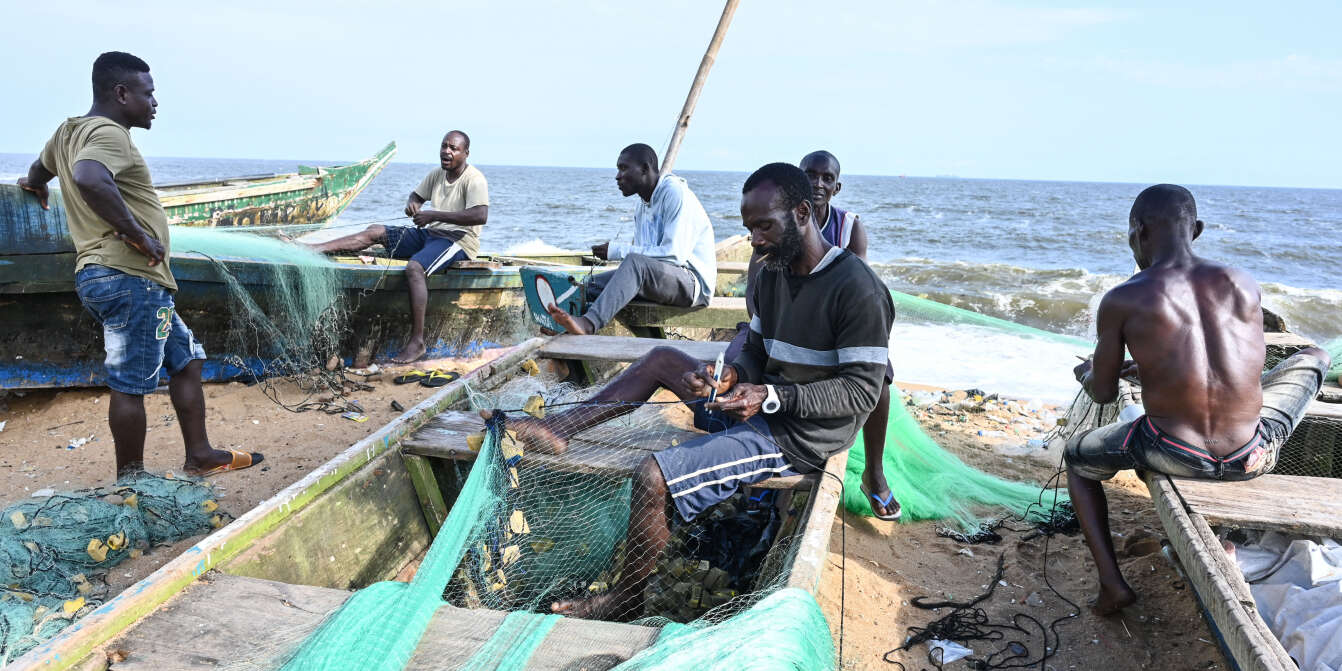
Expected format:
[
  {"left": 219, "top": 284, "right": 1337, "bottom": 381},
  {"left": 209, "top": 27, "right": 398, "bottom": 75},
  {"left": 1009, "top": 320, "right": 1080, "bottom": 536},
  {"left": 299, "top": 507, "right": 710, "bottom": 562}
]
[{"left": 156, "top": 143, "right": 397, "bottom": 228}]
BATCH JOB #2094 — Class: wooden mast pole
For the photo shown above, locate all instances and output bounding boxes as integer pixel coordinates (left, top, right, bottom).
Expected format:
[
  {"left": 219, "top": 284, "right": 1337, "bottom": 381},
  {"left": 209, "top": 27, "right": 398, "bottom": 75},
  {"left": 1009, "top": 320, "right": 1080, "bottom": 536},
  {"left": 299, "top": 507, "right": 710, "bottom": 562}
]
[{"left": 659, "top": 0, "right": 741, "bottom": 175}]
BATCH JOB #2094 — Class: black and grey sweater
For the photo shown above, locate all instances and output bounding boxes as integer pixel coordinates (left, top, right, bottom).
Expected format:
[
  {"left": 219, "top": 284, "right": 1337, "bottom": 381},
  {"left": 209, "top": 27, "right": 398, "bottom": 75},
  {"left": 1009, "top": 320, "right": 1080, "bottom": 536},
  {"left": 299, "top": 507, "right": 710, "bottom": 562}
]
[{"left": 731, "top": 247, "right": 895, "bottom": 472}]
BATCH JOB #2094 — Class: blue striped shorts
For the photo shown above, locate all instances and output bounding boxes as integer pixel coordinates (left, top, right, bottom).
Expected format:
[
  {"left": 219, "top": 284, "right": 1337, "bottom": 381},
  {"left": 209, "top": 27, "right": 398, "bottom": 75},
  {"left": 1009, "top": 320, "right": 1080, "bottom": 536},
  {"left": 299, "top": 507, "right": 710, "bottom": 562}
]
[{"left": 653, "top": 415, "right": 799, "bottom": 522}]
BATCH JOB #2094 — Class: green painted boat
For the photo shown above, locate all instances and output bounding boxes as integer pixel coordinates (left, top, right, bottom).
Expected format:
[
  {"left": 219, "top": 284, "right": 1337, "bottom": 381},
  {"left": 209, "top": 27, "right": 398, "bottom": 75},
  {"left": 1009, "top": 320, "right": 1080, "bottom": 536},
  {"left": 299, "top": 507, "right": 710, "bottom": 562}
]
[{"left": 156, "top": 142, "right": 396, "bottom": 228}]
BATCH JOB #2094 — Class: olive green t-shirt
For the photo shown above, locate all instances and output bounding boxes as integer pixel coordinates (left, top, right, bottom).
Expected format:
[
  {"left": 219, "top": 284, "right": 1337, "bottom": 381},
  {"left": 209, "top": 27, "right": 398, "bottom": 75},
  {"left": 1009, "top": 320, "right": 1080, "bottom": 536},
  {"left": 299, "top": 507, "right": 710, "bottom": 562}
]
[
  {"left": 412, "top": 163, "right": 489, "bottom": 259},
  {"left": 40, "top": 116, "right": 176, "bottom": 290}
]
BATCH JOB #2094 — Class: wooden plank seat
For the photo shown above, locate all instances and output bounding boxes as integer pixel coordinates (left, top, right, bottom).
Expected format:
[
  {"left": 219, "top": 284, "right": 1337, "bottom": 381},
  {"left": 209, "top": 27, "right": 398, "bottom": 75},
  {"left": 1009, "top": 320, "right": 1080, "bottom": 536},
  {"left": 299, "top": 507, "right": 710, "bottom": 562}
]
[
  {"left": 539, "top": 335, "right": 728, "bottom": 364},
  {"left": 617, "top": 296, "right": 748, "bottom": 330},
  {"left": 400, "top": 410, "right": 818, "bottom": 490},
  {"left": 109, "top": 573, "right": 662, "bottom": 671},
  {"left": 1165, "top": 473, "right": 1342, "bottom": 538}
]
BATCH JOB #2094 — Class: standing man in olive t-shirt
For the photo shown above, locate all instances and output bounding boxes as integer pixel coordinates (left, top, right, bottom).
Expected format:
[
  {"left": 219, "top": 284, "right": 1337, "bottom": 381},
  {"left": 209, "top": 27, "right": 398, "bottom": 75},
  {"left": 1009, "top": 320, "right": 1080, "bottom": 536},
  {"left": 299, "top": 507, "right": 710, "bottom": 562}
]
[
  {"left": 18, "top": 52, "right": 261, "bottom": 479},
  {"left": 299, "top": 130, "right": 489, "bottom": 363}
]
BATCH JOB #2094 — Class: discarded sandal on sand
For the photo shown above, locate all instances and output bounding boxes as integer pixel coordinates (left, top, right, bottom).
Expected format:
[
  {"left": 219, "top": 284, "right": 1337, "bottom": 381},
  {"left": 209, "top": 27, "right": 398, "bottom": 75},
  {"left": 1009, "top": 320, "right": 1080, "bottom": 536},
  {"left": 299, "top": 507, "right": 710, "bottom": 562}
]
[
  {"left": 861, "top": 483, "right": 902, "bottom": 522},
  {"left": 392, "top": 370, "right": 431, "bottom": 385},
  {"left": 420, "top": 370, "right": 461, "bottom": 388},
  {"left": 189, "top": 448, "right": 264, "bottom": 477}
]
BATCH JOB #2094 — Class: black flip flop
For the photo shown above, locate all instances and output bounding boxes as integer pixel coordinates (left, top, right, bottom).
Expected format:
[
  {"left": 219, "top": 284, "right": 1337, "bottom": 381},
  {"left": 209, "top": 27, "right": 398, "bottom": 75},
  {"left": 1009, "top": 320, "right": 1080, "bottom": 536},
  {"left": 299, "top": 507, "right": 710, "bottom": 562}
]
[
  {"left": 393, "top": 370, "right": 431, "bottom": 385},
  {"left": 861, "top": 483, "right": 902, "bottom": 522},
  {"left": 420, "top": 370, "right": 461, "bottom": 388}
]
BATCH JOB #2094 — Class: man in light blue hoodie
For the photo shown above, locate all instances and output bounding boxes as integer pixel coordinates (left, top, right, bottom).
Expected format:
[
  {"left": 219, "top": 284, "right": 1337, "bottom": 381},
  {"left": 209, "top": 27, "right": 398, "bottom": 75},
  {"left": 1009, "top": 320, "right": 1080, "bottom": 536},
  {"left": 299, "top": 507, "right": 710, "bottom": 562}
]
[{"left": 547, "top": 143, "right": 717, "bottom": 335}]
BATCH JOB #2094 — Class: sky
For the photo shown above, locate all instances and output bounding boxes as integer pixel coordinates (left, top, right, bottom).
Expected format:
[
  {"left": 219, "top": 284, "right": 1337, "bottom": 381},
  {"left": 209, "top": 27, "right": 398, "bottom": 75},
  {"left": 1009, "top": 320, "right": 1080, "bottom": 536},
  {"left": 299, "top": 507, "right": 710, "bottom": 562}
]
[{"left": 3, "top": 1, "right": 1340, "bottom": 188}]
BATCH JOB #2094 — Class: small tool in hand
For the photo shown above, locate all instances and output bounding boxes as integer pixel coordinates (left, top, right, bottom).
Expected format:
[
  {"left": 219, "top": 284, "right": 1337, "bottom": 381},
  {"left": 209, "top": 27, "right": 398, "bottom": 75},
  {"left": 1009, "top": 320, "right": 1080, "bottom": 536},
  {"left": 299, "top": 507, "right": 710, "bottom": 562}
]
[{"left": 708, "top": 351, "right": 725, "bottom": 404}]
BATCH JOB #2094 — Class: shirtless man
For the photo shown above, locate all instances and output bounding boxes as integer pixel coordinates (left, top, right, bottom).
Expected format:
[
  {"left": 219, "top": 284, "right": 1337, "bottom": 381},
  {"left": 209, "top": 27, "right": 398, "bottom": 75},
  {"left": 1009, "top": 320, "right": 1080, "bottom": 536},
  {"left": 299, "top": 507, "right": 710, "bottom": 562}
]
[
  {"left": 510, "top": 162, "right": 894, "bottom": 620},
  {"left": 1066, "top": 184, "right": 1330, "bottom": 615}
]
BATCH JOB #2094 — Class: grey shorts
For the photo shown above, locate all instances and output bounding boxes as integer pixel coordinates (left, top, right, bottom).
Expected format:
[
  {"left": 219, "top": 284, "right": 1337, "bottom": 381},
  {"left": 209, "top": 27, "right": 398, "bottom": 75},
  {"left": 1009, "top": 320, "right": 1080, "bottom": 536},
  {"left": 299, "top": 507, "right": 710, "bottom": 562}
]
[
  {"left": 653, "top": 415, "right": 799, "bottom": 523},
  {"left": 1065, "top": 351, "right": 1328, "bottom": 481}
]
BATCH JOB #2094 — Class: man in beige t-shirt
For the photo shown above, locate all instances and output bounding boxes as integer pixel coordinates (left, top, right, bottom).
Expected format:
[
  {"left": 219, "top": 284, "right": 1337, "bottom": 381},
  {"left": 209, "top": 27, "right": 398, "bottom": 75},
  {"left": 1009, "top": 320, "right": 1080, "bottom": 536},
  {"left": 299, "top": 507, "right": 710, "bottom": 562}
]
[
  {"left": 18, "top": 51, "right": 261, "bottom": 479},
  {"left": 302, "top": 130, "right": 489, "bottom": 363}
]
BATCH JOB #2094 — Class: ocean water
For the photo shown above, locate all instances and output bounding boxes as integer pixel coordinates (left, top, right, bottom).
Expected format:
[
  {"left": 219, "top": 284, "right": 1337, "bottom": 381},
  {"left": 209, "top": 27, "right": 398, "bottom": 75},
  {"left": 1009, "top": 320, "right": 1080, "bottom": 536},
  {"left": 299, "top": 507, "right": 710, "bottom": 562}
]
[{"left": 3, "top": 153, "right": 1337, "bottom": 402}]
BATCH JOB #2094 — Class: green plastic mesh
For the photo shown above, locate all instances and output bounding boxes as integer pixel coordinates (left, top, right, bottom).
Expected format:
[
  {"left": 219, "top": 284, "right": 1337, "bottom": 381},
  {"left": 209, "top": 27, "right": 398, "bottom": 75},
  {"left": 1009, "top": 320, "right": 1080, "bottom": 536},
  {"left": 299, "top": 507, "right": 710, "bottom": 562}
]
[
  {"left": 841, "top": 289, "right": 1081, "bottom": 525},
  {"left": 840, "top": 394, "right": 1056, "bottom": 529},
  {"left": 1326, "top": 336, "right": 1341, "bottom": 382},
  {"left": 169, "top": 227, "right": 352, "bottom": 408},
  {"left": 0, "top": 474, "right": 227, "bottom": 663}
]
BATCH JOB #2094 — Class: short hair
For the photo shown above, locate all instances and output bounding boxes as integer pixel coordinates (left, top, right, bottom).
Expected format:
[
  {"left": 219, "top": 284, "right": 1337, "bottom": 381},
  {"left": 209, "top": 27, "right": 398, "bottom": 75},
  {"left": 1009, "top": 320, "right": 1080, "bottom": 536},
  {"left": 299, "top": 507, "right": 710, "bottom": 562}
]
[
  {"left": 619, "top": 143, "right": 659, "bottom": 171},
  {"left": 1131, "top": 184, "right": 1198, "bottom": 232},
  {"left": 800, "top": 150, "right": 841, "bottom": 176},
  {"left": 445, "top": 130, "right": 471, "bottom": 150},
  {"left": 92, "top": 52, "right": 150, "bottom": 100},
  {"left": 743, "top": 162, "right": 813, "bottom": 214}
]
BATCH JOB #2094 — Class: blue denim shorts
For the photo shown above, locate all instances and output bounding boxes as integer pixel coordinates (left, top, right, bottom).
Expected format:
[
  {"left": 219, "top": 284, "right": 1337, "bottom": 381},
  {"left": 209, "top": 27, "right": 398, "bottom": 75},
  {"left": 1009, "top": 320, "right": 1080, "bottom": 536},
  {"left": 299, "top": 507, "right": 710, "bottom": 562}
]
[{"left": 74, "top": 264, "right": 206, "bottom": 395}]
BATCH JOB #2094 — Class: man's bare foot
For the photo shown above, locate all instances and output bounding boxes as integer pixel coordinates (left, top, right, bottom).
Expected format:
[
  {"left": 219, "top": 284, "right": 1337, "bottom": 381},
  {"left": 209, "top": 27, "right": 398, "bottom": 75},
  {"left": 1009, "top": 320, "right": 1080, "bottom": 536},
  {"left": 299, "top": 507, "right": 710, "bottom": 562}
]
[
  {"left": 1089, "top": 583, "right": 1138, "bottom": 616},
  {"left": 391, "top": 339, "right": 427, "bottom": 364},
  {"left": 547, "top": 304, "right": 594, "bottom": 335},
  {"left": 509, "top": 417, "right": 569, "bottom": 455},
  {"left": 551, "top": 589, "right": 639, "bottom": 621}
]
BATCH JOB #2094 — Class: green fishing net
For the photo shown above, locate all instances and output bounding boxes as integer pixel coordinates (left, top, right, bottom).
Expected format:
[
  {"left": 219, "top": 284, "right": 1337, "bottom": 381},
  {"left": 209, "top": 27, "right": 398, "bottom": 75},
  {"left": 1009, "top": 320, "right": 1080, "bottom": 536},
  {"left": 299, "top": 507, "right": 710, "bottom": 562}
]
[
  {"left": 1326, "top": 336, "right": 1341, "bottom": 382},
  {"left": 0, "top": 473, "right": 227, "bottom": 663},
  {"left": 169, "top": 227, "right": 361, "bottom": 411},
  {"left": 841, "top": 289, "right": 1084, "bottom": 523}
]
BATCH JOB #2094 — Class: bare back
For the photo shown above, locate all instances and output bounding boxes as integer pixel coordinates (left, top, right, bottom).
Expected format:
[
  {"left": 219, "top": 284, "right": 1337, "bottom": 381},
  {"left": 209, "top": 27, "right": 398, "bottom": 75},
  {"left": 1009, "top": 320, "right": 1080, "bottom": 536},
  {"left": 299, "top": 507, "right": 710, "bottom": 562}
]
[{"left": 1105, "top": 259, "right": 1266, "bottom": 456}]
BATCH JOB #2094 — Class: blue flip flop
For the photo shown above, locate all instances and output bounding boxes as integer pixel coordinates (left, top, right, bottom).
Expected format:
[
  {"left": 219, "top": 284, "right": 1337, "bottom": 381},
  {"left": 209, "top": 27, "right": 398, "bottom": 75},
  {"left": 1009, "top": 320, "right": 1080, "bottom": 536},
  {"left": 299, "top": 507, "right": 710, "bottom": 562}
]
[{"left": 860, "top": 483, "right": 902, "bottom": 522}]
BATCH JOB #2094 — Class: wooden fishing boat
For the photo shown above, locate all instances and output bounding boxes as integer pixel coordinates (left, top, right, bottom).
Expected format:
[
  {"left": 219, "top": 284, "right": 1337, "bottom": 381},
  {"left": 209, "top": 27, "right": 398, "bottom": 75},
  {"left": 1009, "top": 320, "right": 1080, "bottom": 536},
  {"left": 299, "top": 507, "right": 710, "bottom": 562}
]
[
  {"left": 1068, "top": 332, "right": 1342, "bottom": 671},
  {"left": 156, "top": 142, "right": 396, "bottom": 228},
  {"left": 11, "top": 334, "right": 845, "bottom": 670},
  {"left": 0, "top": 182, "right": 750, "bottom": 390}
]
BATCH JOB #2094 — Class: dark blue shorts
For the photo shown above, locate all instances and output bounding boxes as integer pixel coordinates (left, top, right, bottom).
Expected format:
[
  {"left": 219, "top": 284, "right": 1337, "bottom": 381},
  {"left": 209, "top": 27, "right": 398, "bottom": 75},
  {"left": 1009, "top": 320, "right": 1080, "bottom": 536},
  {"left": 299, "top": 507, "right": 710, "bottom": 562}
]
[
  {"left": 653, "top": 415, "right": 799, "bottom": 522},
  {"left": 75, "top": 265, "right": 206, "bottom": 395},
  {"left": 383, "top": 226, "right": 468, "bottom": 275}
]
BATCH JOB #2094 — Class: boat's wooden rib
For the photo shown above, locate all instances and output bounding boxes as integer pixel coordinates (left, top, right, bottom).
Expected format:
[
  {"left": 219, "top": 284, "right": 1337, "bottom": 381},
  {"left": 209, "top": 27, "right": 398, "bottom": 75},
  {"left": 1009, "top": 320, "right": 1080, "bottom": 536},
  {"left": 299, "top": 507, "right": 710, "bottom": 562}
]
[
  {"left": 539, "top": 335, "right": 728, "bottom": 364},
  {"left": 12, "top": 340, "right": 545, "bottom": 671},
  {"left": 108, "top": 573, "right": 663, "bottom": 671}
]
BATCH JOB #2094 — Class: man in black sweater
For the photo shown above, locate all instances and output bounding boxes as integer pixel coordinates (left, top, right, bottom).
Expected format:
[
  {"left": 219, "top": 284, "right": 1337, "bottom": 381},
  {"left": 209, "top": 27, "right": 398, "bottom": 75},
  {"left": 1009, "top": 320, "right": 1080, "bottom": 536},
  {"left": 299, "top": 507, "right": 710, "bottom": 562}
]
[{"left": 511, "top": 163, "right": 895, "bottom": 620}]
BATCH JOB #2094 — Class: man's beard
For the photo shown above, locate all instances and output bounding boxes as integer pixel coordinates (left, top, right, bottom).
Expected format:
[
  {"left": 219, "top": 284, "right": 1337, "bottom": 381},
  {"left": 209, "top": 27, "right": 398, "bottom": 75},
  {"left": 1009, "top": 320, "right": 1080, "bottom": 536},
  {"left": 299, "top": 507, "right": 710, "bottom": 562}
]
[{"left": 761, "top": 220, "right": 803, "bottom": 271}]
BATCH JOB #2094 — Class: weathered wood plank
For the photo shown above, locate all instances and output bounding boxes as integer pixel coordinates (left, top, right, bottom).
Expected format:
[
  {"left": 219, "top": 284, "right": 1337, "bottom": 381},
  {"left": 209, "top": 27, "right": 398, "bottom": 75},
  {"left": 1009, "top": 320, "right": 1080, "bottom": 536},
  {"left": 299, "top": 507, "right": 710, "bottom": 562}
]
[
  {"left": 539, "top": 335, "right": 728, "bottom": 363},
  {"left": 618, "top": 297, "right": 748, "bottom": 330},
  {"left": 108, "top": 574, "right": 348, "bottom": 670},
  {"left": 1167, "top": 473, "right": 1342, "bottom": 537},
  {"left": 107, "top": 573, "right": 662, "bottom": 670},
  {"left": 224, "top": 450, "right": 431, "bottom": 590},
  {"left": 17, "top": 340, "right": 545, "bottom": 671},
  {"left": 784, "top": 449, "right": 848, "bottom": 594},
  {"left": 1146, "top": 473, "right": 1295, "bottom": 671}
]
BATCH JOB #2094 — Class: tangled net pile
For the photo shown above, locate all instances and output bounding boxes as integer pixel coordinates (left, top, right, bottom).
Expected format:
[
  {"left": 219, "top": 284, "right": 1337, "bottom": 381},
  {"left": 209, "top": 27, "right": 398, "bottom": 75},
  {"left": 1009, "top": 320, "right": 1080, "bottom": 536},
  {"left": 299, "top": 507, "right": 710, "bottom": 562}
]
[
  {"left": 0, "top": 473, "right": 227, "bottom": 663},
  {"left": 171, "top": 228, "right": 366, "bottom": 413}
]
